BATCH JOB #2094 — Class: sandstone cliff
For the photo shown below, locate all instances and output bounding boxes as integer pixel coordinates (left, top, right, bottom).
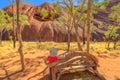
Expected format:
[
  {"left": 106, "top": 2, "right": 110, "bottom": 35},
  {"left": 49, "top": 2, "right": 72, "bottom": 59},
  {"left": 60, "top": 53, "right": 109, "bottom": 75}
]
[{"left": 2, "top": 0, "right": 120, "bottom": 42}]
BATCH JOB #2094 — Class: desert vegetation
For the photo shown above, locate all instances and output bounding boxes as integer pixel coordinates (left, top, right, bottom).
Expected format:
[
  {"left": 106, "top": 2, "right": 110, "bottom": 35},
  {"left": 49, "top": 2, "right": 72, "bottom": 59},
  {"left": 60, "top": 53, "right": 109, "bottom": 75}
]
[{"left": 0, "top": 0, "right": 120, "bottom": 80}]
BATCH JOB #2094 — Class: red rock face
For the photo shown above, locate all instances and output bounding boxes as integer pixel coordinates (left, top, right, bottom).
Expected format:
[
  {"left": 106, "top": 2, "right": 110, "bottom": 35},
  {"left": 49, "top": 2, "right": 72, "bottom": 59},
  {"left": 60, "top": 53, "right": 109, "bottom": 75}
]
[
  {"left": 2, "top": 1, "right": 120, "bottom": 42},
  {"left": 92, "top": 0, "right": 120, "bottom": 41},
  {"left": 2, "top": 2, "right": 82, "bottom": 42}
]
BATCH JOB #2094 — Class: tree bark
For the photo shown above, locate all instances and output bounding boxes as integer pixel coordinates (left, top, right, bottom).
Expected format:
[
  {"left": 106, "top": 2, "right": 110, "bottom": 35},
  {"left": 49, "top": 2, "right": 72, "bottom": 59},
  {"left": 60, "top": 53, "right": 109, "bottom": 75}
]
[
  {"left": 67, "top": 27, "right": 71, "bottom": 52},
  {"left": 107, "top": 40, "right": 110, "bottom": 49},
  {"left": 12, "top": 0, "right": 16, "bottom": 48},
  {"left": 49, "top": 68, "right": 52, "bottom": 80},
  {"left": 82, "top": 22, "right": 86, "bottom": 45},
  {"left": 16, "top": 0, "right": 25, "bottom": 71},
  {"left": 75, "top": 28, "right": 83, "bottom": 51},
  {"left": 113, "top": 41, "right": 117, "bottom": 49},
  {"left": 74, "top": 19, "right": 83, "bottom": 51},
  {"left": 0, "top": 31, "right": 2, "bottom": 45},
  {"left": 87, "top": 0, "right": 91, "bottom": 53}
]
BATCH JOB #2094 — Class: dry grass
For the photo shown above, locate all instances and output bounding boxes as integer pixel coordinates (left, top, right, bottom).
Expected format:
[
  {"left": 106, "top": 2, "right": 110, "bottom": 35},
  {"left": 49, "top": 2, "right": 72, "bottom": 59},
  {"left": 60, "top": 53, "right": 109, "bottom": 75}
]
[
  {"left": 0, "top": 41, "right": 120, "bottom": 80},
  {"left": 0, "top": 41, "right": 120, "bottom": 58}
]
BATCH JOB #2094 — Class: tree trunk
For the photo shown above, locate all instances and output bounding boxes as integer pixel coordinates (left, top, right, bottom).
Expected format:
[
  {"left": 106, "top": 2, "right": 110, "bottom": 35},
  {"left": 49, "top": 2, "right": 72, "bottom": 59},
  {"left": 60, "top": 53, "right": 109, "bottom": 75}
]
[
  {"left": 12, "top": 0, "right": 16, "bottom": 48},
  {"left": 49, "top": 68, "right": 52, "bottom": 80},
  {"left": 113, "top": 41, "right": 117, "bottom": 49},
  {"left": 73, "top": 19, "right": 83, "bottom": 51},
  {"left": 67, "top": 27, "right": 71, "bottom": 52},
  {"left": 82, "top": 24, "right": 86, "bottom": 45},
  {"left": 86, "top": 0, "right": 91, "bottom": 53},
  {"left": 0, "top": 31, "right": 2, "bottom": 45},
  {"left": 107, "top": 41, "right": 110, "bottom": 49},
  {"left": 68, "top": 0, "right": 82, "bottom": 51},
  {"left": 16, "top": 0, "right": 25, "bottom": 71}
]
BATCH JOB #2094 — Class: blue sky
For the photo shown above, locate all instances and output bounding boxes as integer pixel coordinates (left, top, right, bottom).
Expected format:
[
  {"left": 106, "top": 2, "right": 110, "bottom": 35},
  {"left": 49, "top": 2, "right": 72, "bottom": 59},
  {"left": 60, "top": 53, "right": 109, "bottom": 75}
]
[
  {"left": 0, "top": 0, "right": 104, "bottom": 9},
  {"left": 0, "top": 0, "right": 54, "bottom": 9}
]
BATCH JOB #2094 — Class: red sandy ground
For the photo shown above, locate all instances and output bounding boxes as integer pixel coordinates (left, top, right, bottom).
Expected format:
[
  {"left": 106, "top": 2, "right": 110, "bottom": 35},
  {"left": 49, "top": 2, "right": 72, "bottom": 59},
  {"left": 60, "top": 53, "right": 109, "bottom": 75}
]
[{"left": 0, "top": 52, "right": 120, "bottom": 80}]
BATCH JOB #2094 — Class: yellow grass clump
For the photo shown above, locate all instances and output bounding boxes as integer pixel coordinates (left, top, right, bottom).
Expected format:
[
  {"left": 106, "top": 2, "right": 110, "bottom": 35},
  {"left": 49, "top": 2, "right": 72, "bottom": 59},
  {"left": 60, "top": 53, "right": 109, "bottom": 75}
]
[{"left": 0, "top": 41, "right": 120, "bottom": 59}]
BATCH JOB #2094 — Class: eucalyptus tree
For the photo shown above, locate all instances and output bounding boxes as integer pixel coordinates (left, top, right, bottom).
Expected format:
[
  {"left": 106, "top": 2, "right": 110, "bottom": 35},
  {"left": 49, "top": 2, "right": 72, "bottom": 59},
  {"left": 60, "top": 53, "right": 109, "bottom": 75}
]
[
  {"left": 8, "top": 0, "right": 16, "bottom": 48},
  {"left": 109, "top": 3, "right": 120, "bottom": 49},
  {"left": 86, "top": 0, "right": 109, "bottom": 52},
  {"left": 38, "top": 4, "right": 73, "bottom": 51},
  {"left": 7, "top": 0, "right": 30, "bottom": 71},
  {"left": 104, "top": 26, "right": 120, "bottom": 49},
  {"left": 40, "top": 8, "right": 49, "bottom": 20},
  {"left": 86, "top": 0, "right": 91, "bottom": 53},
  {"left": 8, "top": 0, "right": 30, "bottom": 48},
  {"left": 78, "top": 0, "right": 108, "bottom": 52},
  {"left": 109, "top": 3, "right": 120, "bottom": 23},
  {"left": 15, "top": 12, "right": 30, "bottom": 71},
  {"left": 56, "top": 13, "right": 73, "bottom": 51},
  {"left": 55, "top": 0, "right": 84, "bottom": 51},
  {"left": 0, "top": 10, "right": 11, "bottom": 45},
  {"left": 54, "top": 0, "right": 109, "bottom": 52},
  {"left": 104, "top": 3, "right": 120, "bottom": 49},
  {"left": 16, "top": 0, "right": 28, "bottom": 71}
]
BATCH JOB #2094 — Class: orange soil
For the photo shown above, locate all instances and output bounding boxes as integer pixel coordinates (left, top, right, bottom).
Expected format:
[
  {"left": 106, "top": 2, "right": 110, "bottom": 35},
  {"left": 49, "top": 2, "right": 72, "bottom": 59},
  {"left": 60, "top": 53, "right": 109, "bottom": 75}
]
[
  {"left": 0, "top": 52, "right": 120, "bottom": 80},
  {"left": 97, "top": 55, "right": 120, "bottom": 80}
]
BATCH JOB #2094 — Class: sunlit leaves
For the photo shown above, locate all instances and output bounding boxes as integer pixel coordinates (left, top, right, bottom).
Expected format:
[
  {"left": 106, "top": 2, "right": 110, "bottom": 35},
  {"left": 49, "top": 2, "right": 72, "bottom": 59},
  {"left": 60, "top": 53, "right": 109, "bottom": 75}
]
[
  {"left": 104, "top": 26, "right": 120, "bottom": 40},
  {"left": 58, "top": 16, "right": 67, "bottom": 22},
  {"left": 100, "top": 1, "right": 108, "bottom": 10},
  {"left": 54, "top": 6, "right": 61, "bottom": 13},
  {"left": 50, "top": 11, "right": 56, "bottom": 20},
  {"left": 6, "top": 25, "right": 13, "bottom": 31},
  {"left": 79, "top": 13, "right": 87, "bottom": 22},
  {"left": 13, "top": 13, "right": 30, "bottom": 26},
  {"left": 0, "top": 10, "right": 12, "bottom": 30},
  {"left": 109, "top": 3, "right": 120, "bottom": 23},
  {"left": 39, "top": 8, "right": 57, "bottom": 20},
  {"left": 56, "top": 16, "right": 67, "bottom": 27},
  {"left": 108, "top": 2, "right": 120, "bottom": 44},
  {"left": 0, "top": 10, "right": 8, "bottom": 25},
  {"left": 40, "top": 8, "right": 49, "bottom": 19},
  {"left": 20, "top": 14, "right": 30, "bottom": 26},
  {"left": 90, "top": 23, "right": 97, "bottom": 33}
]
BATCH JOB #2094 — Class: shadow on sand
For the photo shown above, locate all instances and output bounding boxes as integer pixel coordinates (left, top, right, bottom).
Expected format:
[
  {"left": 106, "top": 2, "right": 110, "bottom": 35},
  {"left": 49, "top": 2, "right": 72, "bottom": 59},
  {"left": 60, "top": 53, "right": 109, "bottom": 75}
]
[{"left": 0, "top": 67, "right": 22, "bottom": 80}]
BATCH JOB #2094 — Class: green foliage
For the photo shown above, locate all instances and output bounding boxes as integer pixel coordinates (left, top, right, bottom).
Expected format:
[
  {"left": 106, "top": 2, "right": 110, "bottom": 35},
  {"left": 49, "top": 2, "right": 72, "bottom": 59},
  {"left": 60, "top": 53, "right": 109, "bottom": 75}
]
[
  {"left": 56, "top": 16, "right": 67, "bottom": 27},
  {"left": 54, "top": 6, "right": 60, "bottom": 13},
  {"left": 40, "top": 8, "right": 49, "bottom": 19},
  {"left": 13, "top": 13, "right": 30, "bottom": 26},
  {"left": 104, "top": 26, "right": 120, "bottom": 40},
  {"left": 109, "top": 3, "right": 120, "bottom": 23},
  {"left": 0, "top": 10, "right": 29, "bottom": 31},
  {"left": 95, "top": 1, "right": 120, "bottom": 49},
  {"left": 72, "top": 6, "right": 79, "bottom": 15},
  {"left": 93, "top": 1, "right": 109, "bottom": 10},
  {"left": 6, "top": 26, "right": 13, "bottom": 31},
  {"left": 20, "top": 14, "right": 30, "bottom": 26},
  {"left": 0, "top": 9, "right": 12, "bottom": 30},
  {"left": 78, "top": 71, "right": 89, "bottom": 80},
  {"left": 79, "top": 13, "right": 87, "bottom": 21},
  {"left": 58, "top": 16, "right": 67, "bottom": 22},
  {"left": 90, "top": 23, "right": 97, "bottom": 33},
  {"left": 0, "top": 10, "right": 7, "bottom": 25},
  {"left": 104, "top": 26, "right": 113, "bottom": 38},
  {"left": 50, "top": 11, "right": 56, "bottom": 20},
  {"left": 0, "top": 9, "right": 12, "bottom": 45},
  {"left": 55, "top": 0, "right": 108, "bottom": 34},
  {"left": 90, "top": 10, "right": 98, "bottom": 19}
]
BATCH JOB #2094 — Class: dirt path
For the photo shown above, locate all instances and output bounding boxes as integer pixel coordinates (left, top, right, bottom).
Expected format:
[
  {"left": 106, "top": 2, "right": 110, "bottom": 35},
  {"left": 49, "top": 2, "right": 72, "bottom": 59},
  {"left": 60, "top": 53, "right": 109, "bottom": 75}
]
[
  {"left": 0, "top": 53, "right": 120, "bottom": 80},
  {"left": 97, "top": 55, "right": 120, "bottom": 80}
]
